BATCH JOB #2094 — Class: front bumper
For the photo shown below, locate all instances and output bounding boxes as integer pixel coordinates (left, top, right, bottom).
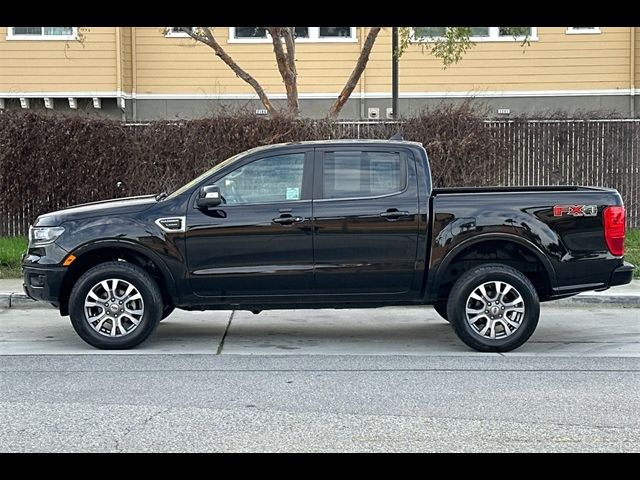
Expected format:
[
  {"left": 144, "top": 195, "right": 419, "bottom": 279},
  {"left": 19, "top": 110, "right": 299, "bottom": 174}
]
[
  {"left": 610, "top": 261, "right": 635, "bottom": 287},
  {"left": 22, "top": 265, "right": 68, "bottom": 308}
]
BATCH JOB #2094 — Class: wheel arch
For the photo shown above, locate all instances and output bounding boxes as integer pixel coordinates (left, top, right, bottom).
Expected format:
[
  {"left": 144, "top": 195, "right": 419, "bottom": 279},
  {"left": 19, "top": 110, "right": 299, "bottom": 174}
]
[
  {"left": 427, "top": 233, "right": 557, "bottom": 302},
  {"left": 59, "top": 239, "right": 178, "bottom": 316}
]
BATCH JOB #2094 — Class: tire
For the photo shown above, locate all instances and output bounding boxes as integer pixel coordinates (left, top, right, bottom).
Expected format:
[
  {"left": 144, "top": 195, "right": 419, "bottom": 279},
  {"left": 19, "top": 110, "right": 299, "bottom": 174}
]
[
  {"left": 446, "top": 263, "right": 540, "bottom": 352},
  {"left": 432, "top": 300, "right": 449, "bottom": 322},
  {"left": 68, "top": 261, "right": 164, "bottom": 349},
  {"left": 161, "top": 304, "right": 175, "bottom": 321}
]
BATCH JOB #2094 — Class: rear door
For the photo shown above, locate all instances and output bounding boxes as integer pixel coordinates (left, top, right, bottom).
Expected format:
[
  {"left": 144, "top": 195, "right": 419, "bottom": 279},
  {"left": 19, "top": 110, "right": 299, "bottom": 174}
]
[{"left": 312, "top": 146, "right": 421, "bottom": 298}]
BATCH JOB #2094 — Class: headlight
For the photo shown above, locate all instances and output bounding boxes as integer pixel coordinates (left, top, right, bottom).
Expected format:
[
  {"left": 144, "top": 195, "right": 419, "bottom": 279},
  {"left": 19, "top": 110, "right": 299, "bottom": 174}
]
[{"left": 28, "top": 226, "right": 65, "bottom": 246}]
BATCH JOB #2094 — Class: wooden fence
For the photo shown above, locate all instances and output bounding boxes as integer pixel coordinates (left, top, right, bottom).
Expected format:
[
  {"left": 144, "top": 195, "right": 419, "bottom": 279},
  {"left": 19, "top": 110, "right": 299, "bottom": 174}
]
[{"left": 1, "top": 119, "right": 638, "bottom": 236}]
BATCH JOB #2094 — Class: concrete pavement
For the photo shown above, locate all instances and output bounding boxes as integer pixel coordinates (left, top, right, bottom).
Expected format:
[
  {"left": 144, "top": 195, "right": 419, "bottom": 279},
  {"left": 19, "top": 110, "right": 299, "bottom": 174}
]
[
  {"left": 2, "top": 354, "right": 639, "bottom": 452},
  {"left": 2, "top": 304, "right": 639, "bottom": 452}
]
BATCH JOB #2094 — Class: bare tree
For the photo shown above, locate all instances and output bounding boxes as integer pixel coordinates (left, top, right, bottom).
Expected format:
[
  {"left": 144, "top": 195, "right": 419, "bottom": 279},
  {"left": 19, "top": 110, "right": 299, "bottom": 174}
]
[
  {"left": 178, "top": 27, "right": 280, "bottom": 116},
  {"left": 328, "top": 28, "right": 381, "bottom": 119},
  {"left": 174, "top": 27, "right": 530, "bottom": 118}
]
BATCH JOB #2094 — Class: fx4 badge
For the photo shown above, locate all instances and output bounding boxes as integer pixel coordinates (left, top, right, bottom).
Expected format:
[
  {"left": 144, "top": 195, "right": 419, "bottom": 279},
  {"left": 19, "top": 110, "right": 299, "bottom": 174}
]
[{"left": 553, "top": 205, "right": 598, "bottom": 217}]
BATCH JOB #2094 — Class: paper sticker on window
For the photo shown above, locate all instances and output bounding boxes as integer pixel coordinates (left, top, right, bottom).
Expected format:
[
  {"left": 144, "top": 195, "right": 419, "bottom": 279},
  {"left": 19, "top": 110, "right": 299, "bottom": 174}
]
[{"left": 286, "top": 187, "right": 300, "bottom": 200}]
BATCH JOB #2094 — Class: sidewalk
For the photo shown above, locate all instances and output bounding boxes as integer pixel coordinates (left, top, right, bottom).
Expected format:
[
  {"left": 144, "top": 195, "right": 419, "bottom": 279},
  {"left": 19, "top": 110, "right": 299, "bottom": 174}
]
[{"left": 2, "top": 278, "right": 639, "bottom": 309}]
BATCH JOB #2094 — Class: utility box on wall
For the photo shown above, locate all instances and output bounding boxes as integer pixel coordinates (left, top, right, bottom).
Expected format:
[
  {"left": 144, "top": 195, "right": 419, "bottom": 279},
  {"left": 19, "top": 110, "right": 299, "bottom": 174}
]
[{"left": 367, "top": 107, "right": 380, "bottom": 120}]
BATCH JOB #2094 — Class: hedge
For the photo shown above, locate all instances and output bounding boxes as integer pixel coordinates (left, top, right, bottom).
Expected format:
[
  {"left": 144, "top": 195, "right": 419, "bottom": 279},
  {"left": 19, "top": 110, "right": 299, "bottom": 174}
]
[{"left": 0, "top": 102, "right": 504, "bottom": 223}]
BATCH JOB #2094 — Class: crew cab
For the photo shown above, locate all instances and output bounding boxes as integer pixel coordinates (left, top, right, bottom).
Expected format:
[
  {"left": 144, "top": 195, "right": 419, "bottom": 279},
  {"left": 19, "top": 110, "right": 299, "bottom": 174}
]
[{"left": 22, "top": 139, "right": 634, "bottom": 351}]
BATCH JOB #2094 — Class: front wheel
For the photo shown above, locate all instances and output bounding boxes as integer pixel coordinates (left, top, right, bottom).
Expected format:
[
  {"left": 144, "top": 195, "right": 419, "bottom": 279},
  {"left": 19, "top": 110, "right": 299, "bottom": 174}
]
[
  {"left": 68, "top": 261, "right": 164, "bottom": 349},
  {"left": 446, "top": 263, "right": 540, "bottom": 352},
  {"left": 432, "top": 300, "right": 449, "bottom": 322}
]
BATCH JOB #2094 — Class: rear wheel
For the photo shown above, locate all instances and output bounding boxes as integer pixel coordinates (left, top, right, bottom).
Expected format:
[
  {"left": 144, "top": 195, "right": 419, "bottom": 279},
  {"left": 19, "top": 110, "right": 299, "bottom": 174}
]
[
  {"left": 161, "top": 304, "right": 175, "bottom": 321},
  {"left": 68, "top": 261, "right": 163, "bottom": 349},
  {"left": 447, "top": 263, "right": 539, "bottom": 352}
]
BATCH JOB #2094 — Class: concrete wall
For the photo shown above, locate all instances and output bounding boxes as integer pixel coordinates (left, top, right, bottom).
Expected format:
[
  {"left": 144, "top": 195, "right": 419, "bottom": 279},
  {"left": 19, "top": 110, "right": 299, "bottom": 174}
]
[{"left": 128, "top": 94, "right": 635, "bottom": 121}]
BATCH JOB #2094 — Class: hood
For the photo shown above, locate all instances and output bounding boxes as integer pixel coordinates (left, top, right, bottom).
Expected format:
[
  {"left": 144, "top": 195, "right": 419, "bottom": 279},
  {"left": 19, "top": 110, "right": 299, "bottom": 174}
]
[{"left": 34, "top": 194, "right": 159, "bottom": 226}]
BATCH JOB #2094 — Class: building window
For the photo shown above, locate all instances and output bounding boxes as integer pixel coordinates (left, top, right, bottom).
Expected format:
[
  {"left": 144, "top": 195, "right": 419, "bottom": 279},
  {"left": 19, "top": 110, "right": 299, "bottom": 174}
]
[
  {"left": 293, "top": 27, "right": 309, "bottom": 38},
  {"left": 234, "top": 27, "right": 268, "bottom": 39},
  {"left": 470, "top": 27, "right": 490, "bottom": 37},
  {"left": 228, "top": 27, "right": 356, "bottom": 43},
  {"left": 7, "top": 27, "right": 77, "bottom": 40},
  {"left": 318, "top": 27, "right": 353, "bottom": 38},
  {"left": 566, "top": 27, "right": 601, "bottom": 35},
  {"left": 414, "top": 27, "right": 447, "bottom": 38},
  {"left": 413, "top": 27, "right": 537, "bottom": 42},
  {"left": 165, "top": 27, "right": 195, "bottom": 37},
  {"left": 497, "top": 27, "right": 532, "bottom": 38}
]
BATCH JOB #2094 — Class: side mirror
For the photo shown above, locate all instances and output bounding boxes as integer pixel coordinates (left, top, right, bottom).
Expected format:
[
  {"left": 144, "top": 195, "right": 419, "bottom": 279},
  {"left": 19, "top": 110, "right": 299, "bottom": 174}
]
[{"left": 196, "top": 185, "right": 222, "bottom": 209}]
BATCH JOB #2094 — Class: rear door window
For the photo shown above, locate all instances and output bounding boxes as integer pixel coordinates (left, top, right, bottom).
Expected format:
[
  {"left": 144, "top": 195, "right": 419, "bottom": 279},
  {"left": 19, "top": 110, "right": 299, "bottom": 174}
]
[{"left": 321, "top": 150, "right": 406, "bottom": 199}]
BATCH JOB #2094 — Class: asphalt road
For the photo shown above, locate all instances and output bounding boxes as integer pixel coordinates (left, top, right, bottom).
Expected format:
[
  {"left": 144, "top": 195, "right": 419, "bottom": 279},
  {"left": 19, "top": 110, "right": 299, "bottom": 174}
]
[{"left": 1, "top": 305, "right": 639, "bottom": 452}]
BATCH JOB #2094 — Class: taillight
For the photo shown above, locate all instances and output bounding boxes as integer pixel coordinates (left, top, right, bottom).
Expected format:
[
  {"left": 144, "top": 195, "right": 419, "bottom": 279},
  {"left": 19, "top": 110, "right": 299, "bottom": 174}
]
[{"left": 603, "top": 206, "right": 625, "bottom": 256}]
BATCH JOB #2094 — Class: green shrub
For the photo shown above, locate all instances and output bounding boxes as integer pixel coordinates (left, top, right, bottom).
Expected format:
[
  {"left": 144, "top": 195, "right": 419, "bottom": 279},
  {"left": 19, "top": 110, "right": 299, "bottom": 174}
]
[
  {"left": 626, "top": 229, "right": 640, "bottom": 279},
  {"left": 0, "top": 236, "right": 26, "bottom": 278}
]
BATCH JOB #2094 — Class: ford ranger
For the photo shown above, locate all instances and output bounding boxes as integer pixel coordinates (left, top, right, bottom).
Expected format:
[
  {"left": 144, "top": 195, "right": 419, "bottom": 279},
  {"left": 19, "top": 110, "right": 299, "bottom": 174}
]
[{"left": 22, "top": 139, "right": 634, "bottom": 351}]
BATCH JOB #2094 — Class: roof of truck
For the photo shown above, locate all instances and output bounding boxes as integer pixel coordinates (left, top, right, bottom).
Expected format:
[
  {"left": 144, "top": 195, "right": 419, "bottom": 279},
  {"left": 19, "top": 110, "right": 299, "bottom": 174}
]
[{"left": 242, "top": 138, "right": 424, "bottom": 155}]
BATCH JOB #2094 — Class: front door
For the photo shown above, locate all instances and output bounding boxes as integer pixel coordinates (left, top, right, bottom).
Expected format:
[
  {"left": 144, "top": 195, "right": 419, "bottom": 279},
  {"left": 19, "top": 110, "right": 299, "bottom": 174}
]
[
  {"left": 313, "top": 147, "right": 420, "bottom": 297},
  {"left": 186, "top": 149, "right": 314, "bottom": 298}
]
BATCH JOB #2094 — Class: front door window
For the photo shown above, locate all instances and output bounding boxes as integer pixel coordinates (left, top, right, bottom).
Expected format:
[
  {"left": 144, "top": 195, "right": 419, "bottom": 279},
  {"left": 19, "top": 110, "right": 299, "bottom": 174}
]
[{"left": 218, "top": 153, "right": 305, "bottom": 204}]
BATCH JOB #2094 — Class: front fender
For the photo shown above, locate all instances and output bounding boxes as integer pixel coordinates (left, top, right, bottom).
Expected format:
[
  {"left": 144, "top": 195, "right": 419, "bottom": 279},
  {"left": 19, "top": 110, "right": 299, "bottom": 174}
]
[{"left": 71, "top": 238, "right": 180, "bottom": 300}]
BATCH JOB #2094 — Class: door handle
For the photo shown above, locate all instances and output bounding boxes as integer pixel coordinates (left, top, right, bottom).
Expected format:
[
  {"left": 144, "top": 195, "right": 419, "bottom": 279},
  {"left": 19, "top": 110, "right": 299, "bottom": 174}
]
[
  {"left": 272, "top": 215, "right": 305, "bottom": 225},
  {"left": 379, "top": 209, "right": 410, "bottom": 220}
]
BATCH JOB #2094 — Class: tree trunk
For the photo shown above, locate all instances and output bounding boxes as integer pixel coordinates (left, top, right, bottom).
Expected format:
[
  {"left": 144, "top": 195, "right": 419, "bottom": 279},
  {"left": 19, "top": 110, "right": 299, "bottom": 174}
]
[
  {"left": 282, "top": 27, "right": 299, "bottom": 115},
  {"left": 181, "top": 27, "right": 280, "bottom": 117},
  {"left": 327, "top": 27, "right": 381, "bottom": 119},
  {"left": 267, "top": 27, "right": 299, "bottom": 117}
]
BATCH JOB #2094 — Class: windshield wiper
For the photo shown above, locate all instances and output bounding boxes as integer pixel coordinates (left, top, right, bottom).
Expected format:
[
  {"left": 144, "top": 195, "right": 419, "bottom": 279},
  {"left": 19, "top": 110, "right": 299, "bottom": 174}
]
[{"left": 155, "top": 192, "right": 168, "bottom": 201}]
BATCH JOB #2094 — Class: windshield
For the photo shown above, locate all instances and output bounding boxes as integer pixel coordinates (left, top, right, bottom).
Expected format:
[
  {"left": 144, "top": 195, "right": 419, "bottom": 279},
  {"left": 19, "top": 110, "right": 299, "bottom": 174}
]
[{"left": 165, "top": 152, "right": 244, "bottom": 200}]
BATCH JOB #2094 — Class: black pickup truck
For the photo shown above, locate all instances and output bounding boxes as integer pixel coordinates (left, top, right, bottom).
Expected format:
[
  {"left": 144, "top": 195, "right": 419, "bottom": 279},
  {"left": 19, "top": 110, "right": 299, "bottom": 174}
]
[{"left": 23, "top": 139, "right": 634, "bottom": 352}]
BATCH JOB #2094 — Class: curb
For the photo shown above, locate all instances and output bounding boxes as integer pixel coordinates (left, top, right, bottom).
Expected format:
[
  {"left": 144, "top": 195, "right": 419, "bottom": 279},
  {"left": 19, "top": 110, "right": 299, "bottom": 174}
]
[
  {"left": 0, "top": 292, "right": 54, "bottom": 309},
  {"left": 12, "top": 293, "right": 49, "bottom": 309},
  {"left": 1, "top": 291, "right": 639, "bottom": 310},
  {"left": 553, "top": 294, "right": 640, "bottom": 307}
]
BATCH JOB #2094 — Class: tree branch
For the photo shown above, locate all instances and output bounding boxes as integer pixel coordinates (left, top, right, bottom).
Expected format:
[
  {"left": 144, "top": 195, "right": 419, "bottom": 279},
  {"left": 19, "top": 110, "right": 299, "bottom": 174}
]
[
  {"left": 181, "top": 27, "right": 280, "bottom": 117},
  {"left": 328, "top": 27, "right": 381, "bottom": 119}
]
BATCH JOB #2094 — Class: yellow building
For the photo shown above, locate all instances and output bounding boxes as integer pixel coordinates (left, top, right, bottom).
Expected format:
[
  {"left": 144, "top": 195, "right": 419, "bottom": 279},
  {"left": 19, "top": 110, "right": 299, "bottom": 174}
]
[{"left": 0, "top": 26, "right": 638, "bottom": 120}]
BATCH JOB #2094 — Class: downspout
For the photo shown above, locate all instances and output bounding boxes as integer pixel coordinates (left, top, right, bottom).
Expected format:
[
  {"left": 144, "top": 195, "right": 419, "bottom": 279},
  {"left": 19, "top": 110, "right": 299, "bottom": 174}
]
[
  {"left": 630, "top": 27, "right": 636, "bottom": 118},
  {"left": 132, "top": 27, "right": 138, "bottom": 121},
  {"left": 115, "top": 26, "right": 124, "bottom": 121},
  {"left": 359, "top": 26, "right": 366, "bottom": 120}
]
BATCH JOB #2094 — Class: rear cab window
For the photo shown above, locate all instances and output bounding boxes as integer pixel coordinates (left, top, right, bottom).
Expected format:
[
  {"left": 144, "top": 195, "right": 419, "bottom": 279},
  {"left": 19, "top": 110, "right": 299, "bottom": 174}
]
[{"left": 320, "top": 150, "right": 407, "bottom": 200}]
